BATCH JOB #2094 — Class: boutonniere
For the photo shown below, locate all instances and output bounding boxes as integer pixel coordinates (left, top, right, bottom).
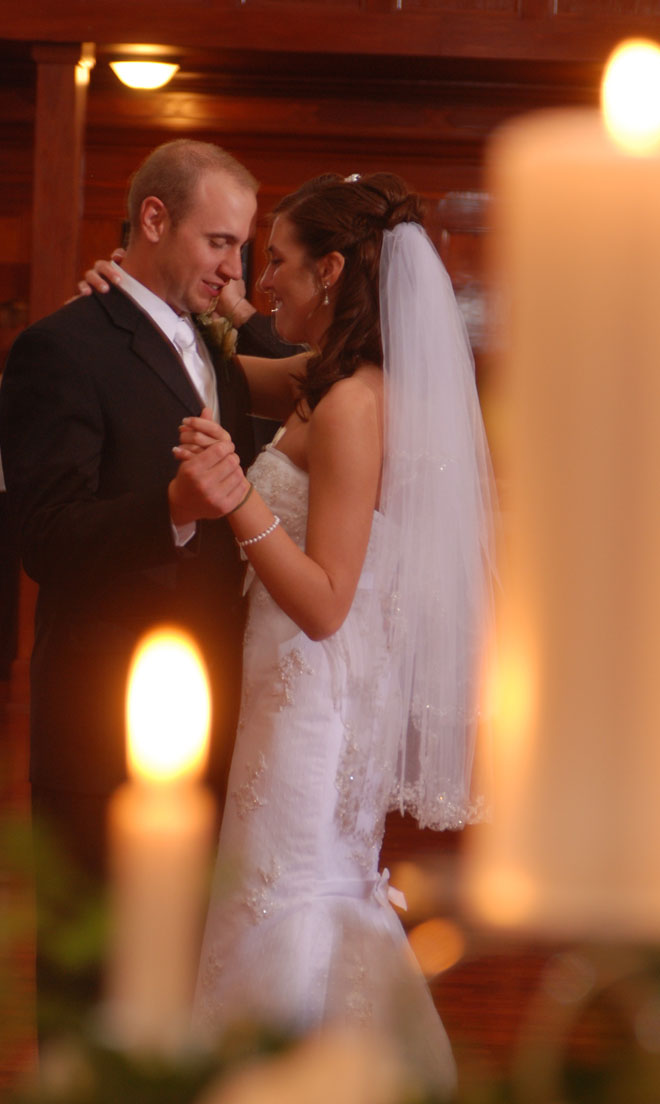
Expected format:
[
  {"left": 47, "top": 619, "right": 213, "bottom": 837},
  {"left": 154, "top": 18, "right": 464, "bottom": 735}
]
[{"left": 194, "top": 309, "right": 238, "bottom": 360}]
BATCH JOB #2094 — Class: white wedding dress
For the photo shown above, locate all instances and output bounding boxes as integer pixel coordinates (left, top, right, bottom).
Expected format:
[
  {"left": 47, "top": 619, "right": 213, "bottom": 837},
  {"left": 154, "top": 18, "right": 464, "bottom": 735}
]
[{"left": 194, "top": 441, "right": 457, "bottom": 1095}]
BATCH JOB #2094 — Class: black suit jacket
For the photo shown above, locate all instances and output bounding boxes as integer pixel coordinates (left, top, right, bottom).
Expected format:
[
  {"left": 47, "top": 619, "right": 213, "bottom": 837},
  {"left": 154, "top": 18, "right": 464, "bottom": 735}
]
[{"left": 0, "top": 287, "right": 255, "bottom": 798}]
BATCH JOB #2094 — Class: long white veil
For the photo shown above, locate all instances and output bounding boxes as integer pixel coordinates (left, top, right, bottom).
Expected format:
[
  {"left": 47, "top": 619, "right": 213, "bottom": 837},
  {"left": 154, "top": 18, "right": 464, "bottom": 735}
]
[{"left": 335, "top": 221, "right": 496, "bottom": 842}]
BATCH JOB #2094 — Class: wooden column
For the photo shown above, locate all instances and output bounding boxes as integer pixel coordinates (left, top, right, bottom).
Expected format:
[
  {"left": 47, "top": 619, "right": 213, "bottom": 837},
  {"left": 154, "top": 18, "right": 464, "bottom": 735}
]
[
  {"left": 13, "top": 43, "right": 94, "bottom": 672},
  {"left": 29, "top": 42, "right": 94, "bottom": 322}
]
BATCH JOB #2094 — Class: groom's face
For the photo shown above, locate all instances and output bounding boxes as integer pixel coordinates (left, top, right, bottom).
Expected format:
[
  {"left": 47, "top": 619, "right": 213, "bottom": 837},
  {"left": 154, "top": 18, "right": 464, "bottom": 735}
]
[{"left": 157, "top": 170, "right": 256, "bottom": 315}]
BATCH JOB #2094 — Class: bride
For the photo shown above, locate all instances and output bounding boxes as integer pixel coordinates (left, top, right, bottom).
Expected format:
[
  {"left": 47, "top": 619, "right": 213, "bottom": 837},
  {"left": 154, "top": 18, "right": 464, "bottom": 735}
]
[{"left": 174, "top": 172, "right": 495, "bottom": 1095}]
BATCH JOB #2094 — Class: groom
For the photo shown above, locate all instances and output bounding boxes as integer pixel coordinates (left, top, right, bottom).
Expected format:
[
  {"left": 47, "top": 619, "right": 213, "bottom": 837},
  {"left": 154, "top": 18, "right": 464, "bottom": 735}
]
[{"left": 0, "top": 139, "right": 258, "bottom": 1025}]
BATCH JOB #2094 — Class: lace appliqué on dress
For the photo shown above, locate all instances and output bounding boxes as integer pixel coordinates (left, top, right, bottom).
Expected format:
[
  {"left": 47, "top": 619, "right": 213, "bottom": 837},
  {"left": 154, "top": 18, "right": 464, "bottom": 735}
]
[
  {"left": 344, "top": 958, "right": 373, "bottom": 1024},
  {"left": 392, "top": 782, "right": 490, "bottom": 830},
  {"left": 200, "top": 945, "right": 223, "bottom": 996},
  {"left": 335, "top": 722, "right": 388, "bottom": 865},
  {"left": 275, "top": 648, "right": 313, "bottom": 709},
  {"left": 231, "top": 752, "right": 267, "bottom": 819},
  {"left": 248, "top": 446, "right": 308, "bottom": 549},
  {"left": 196, "top": 944, "right": 226, "bottom": 1029}
]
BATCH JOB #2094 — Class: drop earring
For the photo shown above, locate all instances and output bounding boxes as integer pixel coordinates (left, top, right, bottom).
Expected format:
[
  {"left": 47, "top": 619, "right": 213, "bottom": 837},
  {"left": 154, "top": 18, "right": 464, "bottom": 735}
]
[{"left": 322, "top": 283, "right": 330, "bottom": 307}]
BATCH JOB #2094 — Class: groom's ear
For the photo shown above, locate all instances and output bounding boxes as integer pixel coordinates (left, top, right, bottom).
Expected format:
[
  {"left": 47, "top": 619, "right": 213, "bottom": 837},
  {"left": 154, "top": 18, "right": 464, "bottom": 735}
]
[
  {"left": 318, "top": 251, "right": 345, "bottom": 290},
  {"left": 140, "top": 196, "right": 168, "bottom": 243}
]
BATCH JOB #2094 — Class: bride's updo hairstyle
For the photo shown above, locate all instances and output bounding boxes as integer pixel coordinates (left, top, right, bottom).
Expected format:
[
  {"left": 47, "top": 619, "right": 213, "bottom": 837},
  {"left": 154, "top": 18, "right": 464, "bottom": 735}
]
[{"left": 273, "top": 172, "right": 424, "bottom": 411}]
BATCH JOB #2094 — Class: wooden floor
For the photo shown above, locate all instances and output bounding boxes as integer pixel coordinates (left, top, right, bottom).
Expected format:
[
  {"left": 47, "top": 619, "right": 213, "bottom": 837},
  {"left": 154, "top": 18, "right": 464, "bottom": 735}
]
[{"left": 0, "top": 659, "right": 636, "bottom": 1102}]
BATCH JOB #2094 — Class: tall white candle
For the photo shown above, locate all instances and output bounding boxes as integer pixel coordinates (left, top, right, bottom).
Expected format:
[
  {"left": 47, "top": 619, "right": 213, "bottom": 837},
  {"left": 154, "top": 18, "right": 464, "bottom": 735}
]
[
  {"left": 463, "top": 41, "right": 660, "bottom": 941},
  {"left": 105, "top": 626, "right": 215, "bottom": 1053}
]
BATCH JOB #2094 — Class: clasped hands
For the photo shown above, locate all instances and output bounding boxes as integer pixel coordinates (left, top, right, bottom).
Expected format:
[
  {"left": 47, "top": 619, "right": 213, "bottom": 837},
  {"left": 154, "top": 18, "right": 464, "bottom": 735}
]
[{"left": 168, "top": 407, "right": 249, "bottom": 526}]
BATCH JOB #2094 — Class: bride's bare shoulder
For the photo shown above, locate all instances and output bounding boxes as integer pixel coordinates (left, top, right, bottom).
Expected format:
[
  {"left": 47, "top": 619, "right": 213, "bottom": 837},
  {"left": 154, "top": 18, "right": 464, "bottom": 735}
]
[
  {"left": 314, "top": 363, "right": 383, "bottom": 422},
  {"left": 353, "top": 360, "right": 383, "bottom": 391}
]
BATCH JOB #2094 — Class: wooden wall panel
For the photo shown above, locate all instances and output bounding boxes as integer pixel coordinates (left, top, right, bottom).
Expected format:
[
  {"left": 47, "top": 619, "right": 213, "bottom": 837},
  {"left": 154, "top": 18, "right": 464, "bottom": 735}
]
[
  {"left": 558, "top": 0, "right": 660, "bottom": 9},
  {"left": 403, "top": 0, "right": 514, "bottom": 9},
  {"left": 245, "top": 0, "right": 364, "bottom": 6}
]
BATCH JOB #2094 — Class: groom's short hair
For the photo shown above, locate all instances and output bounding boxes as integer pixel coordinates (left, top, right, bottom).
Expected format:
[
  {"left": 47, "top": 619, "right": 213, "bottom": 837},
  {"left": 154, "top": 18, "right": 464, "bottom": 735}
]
[{"left": 126, "top": 139, "right": 258, "bottom": 232}]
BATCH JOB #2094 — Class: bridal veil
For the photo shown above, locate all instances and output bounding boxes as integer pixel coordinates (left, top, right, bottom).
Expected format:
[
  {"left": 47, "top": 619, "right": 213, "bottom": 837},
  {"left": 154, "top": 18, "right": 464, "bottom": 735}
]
[{"left": 336, "top": 221, "right": 496, "bottom": 839}]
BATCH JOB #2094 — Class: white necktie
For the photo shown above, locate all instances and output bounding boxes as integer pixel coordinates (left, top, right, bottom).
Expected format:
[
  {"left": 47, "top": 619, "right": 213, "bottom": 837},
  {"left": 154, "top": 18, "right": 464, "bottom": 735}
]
[{"left": 173, "top": 316, "right": 219, "bottom": 418}]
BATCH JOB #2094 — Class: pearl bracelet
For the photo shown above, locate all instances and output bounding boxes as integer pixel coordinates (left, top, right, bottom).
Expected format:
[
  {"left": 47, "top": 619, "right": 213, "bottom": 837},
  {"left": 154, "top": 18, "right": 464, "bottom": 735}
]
[{"left": 236, "top": 515, "right": 281, "bottom": 548}]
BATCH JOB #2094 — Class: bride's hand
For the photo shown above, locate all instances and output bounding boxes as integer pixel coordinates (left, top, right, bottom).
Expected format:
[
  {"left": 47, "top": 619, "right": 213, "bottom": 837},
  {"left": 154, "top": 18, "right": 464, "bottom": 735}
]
[
  {"left": 174, "top": 410, "right": 229, "bottom": 458},
  {"left": 77, "top": 249, "right": 126, "bottom": 296}
]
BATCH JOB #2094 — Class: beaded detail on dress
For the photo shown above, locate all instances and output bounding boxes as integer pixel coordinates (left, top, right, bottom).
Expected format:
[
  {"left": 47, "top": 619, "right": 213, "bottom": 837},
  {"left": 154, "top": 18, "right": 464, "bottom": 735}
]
[{"left": 245, "top": 858, "right": 282, "bottom": 923}]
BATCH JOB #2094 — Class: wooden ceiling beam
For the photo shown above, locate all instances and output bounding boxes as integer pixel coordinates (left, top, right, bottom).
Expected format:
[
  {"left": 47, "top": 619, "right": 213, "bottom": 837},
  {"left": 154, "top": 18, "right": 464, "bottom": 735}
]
[{"left": 2, "top": 2, "right": 659, "bottom": 65}]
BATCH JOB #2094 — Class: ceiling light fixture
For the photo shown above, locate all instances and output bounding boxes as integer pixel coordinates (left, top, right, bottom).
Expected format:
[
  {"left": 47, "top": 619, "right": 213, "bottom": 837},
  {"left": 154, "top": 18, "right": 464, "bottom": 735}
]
[{"left": 110, "top": 60, "right": 180, "bottom": 90}]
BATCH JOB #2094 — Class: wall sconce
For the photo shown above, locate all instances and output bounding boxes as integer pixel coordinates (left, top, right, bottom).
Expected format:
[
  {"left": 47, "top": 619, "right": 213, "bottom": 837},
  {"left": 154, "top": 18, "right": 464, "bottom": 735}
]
[{"left": 110, "top": 60, "right": 180, "bottom": 90}]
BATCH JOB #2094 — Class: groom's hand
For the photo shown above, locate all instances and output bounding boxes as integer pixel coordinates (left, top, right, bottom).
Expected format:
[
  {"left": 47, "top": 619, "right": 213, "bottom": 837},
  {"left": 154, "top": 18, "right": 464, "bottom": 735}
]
[
  {"left": 169, "top": 413, "right": 247, "bottom": 524},
  {"left": 169, "top": 442, "right": 245, "bottom": 523}
]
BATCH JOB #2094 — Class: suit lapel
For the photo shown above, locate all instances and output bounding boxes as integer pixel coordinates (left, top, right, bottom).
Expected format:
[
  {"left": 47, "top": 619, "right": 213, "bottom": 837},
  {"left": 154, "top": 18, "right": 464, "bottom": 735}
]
[
  {"left": 96, "top": 286, "right": 203, "bottom": 415},
  {"left": 131, "top": 318, "right": 204, "bottom": 413}
]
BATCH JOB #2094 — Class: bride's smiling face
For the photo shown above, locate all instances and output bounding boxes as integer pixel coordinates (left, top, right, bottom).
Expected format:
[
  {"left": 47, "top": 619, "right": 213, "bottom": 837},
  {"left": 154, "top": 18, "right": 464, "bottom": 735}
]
[{"left": 259, "top": 215, "right": 329, "bottom": 345}]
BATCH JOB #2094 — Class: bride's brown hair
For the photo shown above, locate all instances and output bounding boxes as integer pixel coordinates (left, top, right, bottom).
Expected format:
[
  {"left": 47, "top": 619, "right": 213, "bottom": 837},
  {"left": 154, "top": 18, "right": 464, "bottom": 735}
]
[{"left": 273, "top": 172, "right": 424, "bottom": 411}]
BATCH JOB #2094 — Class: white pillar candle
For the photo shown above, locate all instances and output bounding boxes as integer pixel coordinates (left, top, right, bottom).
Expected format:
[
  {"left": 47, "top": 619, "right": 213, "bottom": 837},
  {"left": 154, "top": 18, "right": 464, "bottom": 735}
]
[
  {"left": 463, "top": 41, "right": 660, "bottom": 942},
  {"left": 105, "top": 626, "right": 215, "bottom": 1053}
]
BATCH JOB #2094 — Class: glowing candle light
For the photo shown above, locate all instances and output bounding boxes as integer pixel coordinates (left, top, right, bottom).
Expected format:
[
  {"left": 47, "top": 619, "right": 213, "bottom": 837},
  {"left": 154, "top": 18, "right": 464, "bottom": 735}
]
[
  {"left": 462, "top": 41, "right": 660, "bottom": 941},
  {"left": 125, "top": 627, "right": 211, "bottom": 784},
  {"left": 105, "top": 626, "right": 215, "bottom": 1053},
  {"left": 408, "top": 919, "right": 466, "bottom": 979},
  {"left": 602, "top": 39, "right": 660, "bottom": 155}
]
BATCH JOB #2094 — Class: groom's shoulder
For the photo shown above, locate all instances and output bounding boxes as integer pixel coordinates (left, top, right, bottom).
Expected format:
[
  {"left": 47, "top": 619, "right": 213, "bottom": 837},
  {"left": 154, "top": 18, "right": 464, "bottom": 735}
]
[
  {"left": 6, "top": 291, "right": 141, "bottom": 381},
  {"left": 11, "top": 286, "right": 143, "bottom": 354},
  {"left": 31, "top": 284, "right": 133, "bottom": 331}
]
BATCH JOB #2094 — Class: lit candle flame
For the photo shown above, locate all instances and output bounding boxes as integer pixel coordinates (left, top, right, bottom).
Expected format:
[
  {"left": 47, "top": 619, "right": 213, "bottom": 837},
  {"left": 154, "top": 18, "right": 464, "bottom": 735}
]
[
  {"left": 126, "top": 626, "right": 211, "bottom": 784},
  {"left": 602, "top": 38, "right": 660, "bottom": 155}
]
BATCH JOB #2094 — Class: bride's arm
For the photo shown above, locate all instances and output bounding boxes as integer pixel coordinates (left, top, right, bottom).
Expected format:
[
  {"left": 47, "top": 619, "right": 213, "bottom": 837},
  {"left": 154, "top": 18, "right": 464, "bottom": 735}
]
[
  {"left": 178, "top": 376, "right": 382, "bottom": 640},
  {"left": 237, "top": 352, "right": 309, "bottom": 422}
]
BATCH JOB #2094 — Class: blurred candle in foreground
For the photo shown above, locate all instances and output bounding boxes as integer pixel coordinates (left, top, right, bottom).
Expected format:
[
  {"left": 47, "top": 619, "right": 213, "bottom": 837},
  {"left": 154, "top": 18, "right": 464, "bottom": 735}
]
[
  {"left": 602, "top": 39, "right": 660, "bottom": 155},
  {"left": 106, "top": 626, "right": 215, "bottom": 1053},
  {"left": 462, "top": 40, "right": 660, "bottom": 941}
]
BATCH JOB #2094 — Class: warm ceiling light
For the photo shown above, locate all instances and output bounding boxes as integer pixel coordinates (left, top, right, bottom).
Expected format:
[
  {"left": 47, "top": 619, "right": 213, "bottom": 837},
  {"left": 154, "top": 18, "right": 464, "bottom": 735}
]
[{"left": 110, "top": 60, "right": 180, "bottom": 90}]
